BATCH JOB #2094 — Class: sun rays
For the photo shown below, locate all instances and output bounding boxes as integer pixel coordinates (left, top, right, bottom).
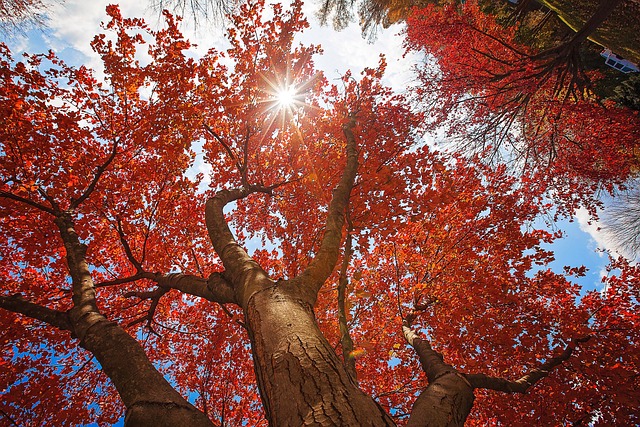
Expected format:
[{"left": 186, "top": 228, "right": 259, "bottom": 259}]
[{"left": 256, "top": 66, "right": 321, "bottom": 144}]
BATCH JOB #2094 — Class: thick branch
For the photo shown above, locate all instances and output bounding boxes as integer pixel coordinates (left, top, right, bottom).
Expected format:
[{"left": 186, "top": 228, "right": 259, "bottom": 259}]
[
  {"left": 557, "top": 0, "right": 623, "bottom": 49},
  {"left": 70, "top": 138, "right": 119, "bottom": 209},
  {"left": 403, "top": 322, "right": 474, "bottom": 427},
  {"left": 465, "top": 336, "right": 592, "bottom": 393},
  {"left": 403, "top": 323, "right": 456, "bottom": 383},
  {"left": 52, "top": 213, "right": 215, "bottom": 425},
  {"left": 204, "top": 186, "right": 273, "bottom": 308},
  {"left": 0, "top": 294, "right": 72, "bottom": 331},
  {"left": 54, "top": 212, "right": 101, "bottom": 339},
  {"left": 146, "top": 272, "right": 236, "bottom": 305},
  {"left": 297, "top": 114, "right": 359, "bottom": 298}
]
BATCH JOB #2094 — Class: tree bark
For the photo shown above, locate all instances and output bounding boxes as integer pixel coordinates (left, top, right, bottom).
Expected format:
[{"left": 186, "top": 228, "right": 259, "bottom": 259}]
[
  {"left": 406, "top": 370, "right": 474, "bottom": 427},
  {"left": 81, "top": 319, "right": 216, "bottom": 427},
  {"left": 403, "top": 326, "right": 474, "bottom": 427},
  {"left": 202, "top": 114, "right": 392, "bottom": 425},
  {"left": 244, "top": 283, "right": 394, "bottom": 426}
]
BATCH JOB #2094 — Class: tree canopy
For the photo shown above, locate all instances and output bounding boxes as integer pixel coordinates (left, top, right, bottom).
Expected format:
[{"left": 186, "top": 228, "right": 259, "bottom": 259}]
[
  {"left": 1, "top": 1, "right": 639, "bottom": 426},
  {"left": 404, "top": 0, "right": 640, "bottom": 215}
]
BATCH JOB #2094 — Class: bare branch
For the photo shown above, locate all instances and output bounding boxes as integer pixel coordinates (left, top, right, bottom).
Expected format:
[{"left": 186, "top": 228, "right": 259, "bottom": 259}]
[
  {"left": 70, "top": 138, "right": 119, "bottom": 209},
  {"left": 0, "top": 407, "right": 20, "bottom": 427},
  {"left": 116, "top": 217, "right": 143, "bottom": 272},
  {"left": 124, "top": 286, "right": 169, "bottom": 332},
  {"left": 95, "top": 273, "right": 145, "bottom": 288},
  {"left": 203, "top": 123, "right": 243, "bottom": 174}
]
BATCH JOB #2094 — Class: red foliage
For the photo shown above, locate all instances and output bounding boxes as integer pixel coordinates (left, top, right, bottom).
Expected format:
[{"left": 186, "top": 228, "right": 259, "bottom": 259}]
[
  {"left": 1, "top": 1, "right": 638, "bottom": 426},
  {"left": 405, "top": 1, "right": 640, "bottom": 214}
]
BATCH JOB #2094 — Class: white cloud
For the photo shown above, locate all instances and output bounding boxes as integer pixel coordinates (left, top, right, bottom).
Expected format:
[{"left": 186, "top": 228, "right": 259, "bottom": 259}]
[
  {"left": 297, "top": 5, "right": 415, "bottom": 92},
  {"left": 575, "top": 207, "right": 608, "bottom": 252}
]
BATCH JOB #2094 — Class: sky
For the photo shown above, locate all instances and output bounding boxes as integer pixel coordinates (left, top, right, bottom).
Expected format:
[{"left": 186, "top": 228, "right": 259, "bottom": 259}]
[{"left": 3, "top": 0, "right": 622, "bottom": 295}]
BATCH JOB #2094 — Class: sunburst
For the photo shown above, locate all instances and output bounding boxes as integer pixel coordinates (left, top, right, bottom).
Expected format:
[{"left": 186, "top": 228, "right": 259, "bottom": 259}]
[
  {"left": 275, "top": 85, "right": 298, "bottom": 109},
  {"left": 258, "top": 67, "right": 321, "bottom": 139}
]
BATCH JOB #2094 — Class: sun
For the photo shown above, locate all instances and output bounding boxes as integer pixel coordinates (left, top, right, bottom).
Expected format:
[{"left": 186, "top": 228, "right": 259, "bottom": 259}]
[{"left": 276, "top": 85, "right": 298, "bottom": 109}]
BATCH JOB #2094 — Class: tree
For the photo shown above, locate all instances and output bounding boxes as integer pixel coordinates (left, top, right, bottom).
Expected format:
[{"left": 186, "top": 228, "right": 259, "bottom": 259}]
[
  {"left": 612, "top": 73, "right": 640, "bottom": 111},
  {"left": 0, "top": 0, "right": 55, "bottom": 35},
  {"left": 1, "top": 2, "right": 639, "bottom": 426},
  {"left": 146, "top": 0, "right": 237, "bottom": 26},
  {"left": 602, "top": 182, "right": 640, "bottom": 259},
  {"left": 404, "top": 0, "right": 640, "bottom": 214}
]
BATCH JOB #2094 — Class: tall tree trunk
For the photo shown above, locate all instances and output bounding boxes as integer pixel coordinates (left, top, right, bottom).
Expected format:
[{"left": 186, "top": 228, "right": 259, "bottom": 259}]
[
  {"left": 245, "top": 284, "right": 395, "bottom": 426},
  {"left": 567, "top": 0, "right": 624, "bottom": 46},
  {"left": 534, "top": 0, "right": 625, "bottom": 60}
]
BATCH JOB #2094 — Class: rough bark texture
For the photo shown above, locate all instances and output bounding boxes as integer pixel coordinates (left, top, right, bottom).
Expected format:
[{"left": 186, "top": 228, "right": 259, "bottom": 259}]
[
  {"left": 404, "top": 326, "right": 475, "bottom": 427},
  {"left": 81, "top": 319, "right": 215, "bottom": 427},
  {"left": 245, "top": 284, "right": 394, "bottom": 426},
  {"left": 406, "top": 371, "right": 474, "bottom": 427},
  {"left": 200, "top": 115, "right": 397, "bottom": 425}
]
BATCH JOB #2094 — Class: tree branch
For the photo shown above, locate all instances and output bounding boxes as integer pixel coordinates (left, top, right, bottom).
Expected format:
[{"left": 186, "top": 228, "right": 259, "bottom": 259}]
[
  {"left": 465, "top": 336, "right": 592, "bottom": 393},
  {"left": 115, "top": 216, "right": 144, "bottom": 272},
  {"left": 402, "top": 321, "right": 474, "bottom": 427},
  {"left": 70, "top": 137, "right": 119, "bottom": 209},
  {"left": 296, "top": 114, "right": 359, "bottom": 299},
  {"left": 149, "top": 272, "right": 236, "bottom": 305},
  {"left": 125, "top": 272, "right": 240, "bottom": 331},
  {"left": 96, "top": 273, "right": 146, "bottom": 288},
  {"left": 531, "top": 0, "right": 624, "bottom": 62},
  {"left": 51, "top": 213, "right": 215, "bottom": 424},
  {"left": 337, "top": 212, "right": 357, "bottom": 383},
  {"left": 204, "top": 186, "right": 273, "bottom": 308},
  {"left": 203, "top": 123, "right": 244, "bottom": 174},
  {"left": 0, "top": 190, "right": 56, "bottom": 215},
  {"left": 125, "top": 286, "right": 168, "bottom": 332},
  {"left": 402, "top": 322, "right": 455, "bottom": 383},
  {"left": 54, "top": 212, "right": 102, "bottom": 340},
  {"left": 0, "top": 293, "right": 72, "bottom": 331}
]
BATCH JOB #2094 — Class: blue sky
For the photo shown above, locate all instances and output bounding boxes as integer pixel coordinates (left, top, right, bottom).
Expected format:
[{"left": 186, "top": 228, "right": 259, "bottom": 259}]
[{"left": 542, "top": 216, "right": 610, "bottom": 292}]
